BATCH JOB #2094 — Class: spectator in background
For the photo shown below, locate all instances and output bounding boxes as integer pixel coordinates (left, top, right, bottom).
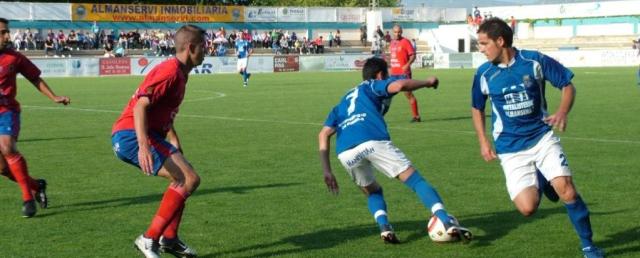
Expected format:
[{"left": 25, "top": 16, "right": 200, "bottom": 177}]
[
  {"left": 411, "top": 39, "right": 417, "bottom": 51},
  {"left": 216, "top": 43, "right": 227, "bottom": 56},
  {"left": 25, "top": 28, "right": 35, "bottom": 50},
  {"left": 473, "top": 6, "right": 481, "bottom": 19},
  {"left": 328, "top": 32, "right": 334, "bottom": 48},
  {"left": 371, "top": 34, "right": 382, "bottom": 55},
  {"left": 509, "top": 16, "right": 518, "bottom": 38},
  {"left": 67, "top": 30, "right": 78, "bottom": 50},
  {"left": 376, "top": 25, "right": 384, "bottom": 39},
  {"left": 12, "top": 29, "right": 23, "bottom": 50},
  {"left": 384, "top": 31, "right": 392, "bottom": 48},
  {"left": 301, "top": 36, "right": 309, "bottom": 55},
  {"left": 335, "top": 29, "right": 341, "bottom": 48},
  {"left": 44, "top": 37, "right": 57, "bottom": 57},
  {"left": 315, "top": 36, "right": 324, "bottom": 54},
  {"left": 633, "top": 38, "right": 640, "bottom": 85},
  {"left": 360, "top": 23, "right": 367, "bottom": 46},
  {"left": 104, "top": 42, "right": 115, "bottom": 57}
]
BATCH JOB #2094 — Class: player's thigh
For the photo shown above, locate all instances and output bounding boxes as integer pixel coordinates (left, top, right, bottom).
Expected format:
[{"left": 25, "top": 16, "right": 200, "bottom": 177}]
[
  {"left": 366, "top": 141, "right": 412, "bottom": 179},
  {"left": 111, "top": 130, "right": 178, "bottom": 176},
  {"left": 535, "top": 133, "right": 572, "bottom": 181},
  {"left": 157, "top": 152, "right": 198, "bottom": 182},
  {"left": 337, "top": 145, "right": 376, "bottom": 187},
  {"left": 498, "top": 150, "right": 538, "bottom": 201},
  {"left": 0, "top": 111, "right": 20, "bottom": 154}
]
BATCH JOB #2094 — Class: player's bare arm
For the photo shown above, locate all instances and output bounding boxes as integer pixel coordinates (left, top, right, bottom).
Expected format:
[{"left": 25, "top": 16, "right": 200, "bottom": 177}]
[
  {"left": 471, "top": 108, "right": 497, "bottom": 162},
  {"left": 544, "top": 84, "right": 576, "bottom": 132},
  {"left": 133, "top": 95, "right": 153, "bottom": 175},
  {"left": 318, "top": 126, "right": 339, "bottom": 195},
  {"left": 32, "top": 78, "right": 70, "bottom": 105},
  {"left": 387, "top": 76, "right": 438, "bottom": 93}
]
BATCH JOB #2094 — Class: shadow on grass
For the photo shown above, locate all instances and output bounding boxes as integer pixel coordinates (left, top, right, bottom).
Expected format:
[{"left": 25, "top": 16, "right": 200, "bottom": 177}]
[
  {"left": 200, "top": 221, "right": 425, "bottom": 258},
  {"left": 201, "top": 205, "right": 633, "bottom": 258},
  {"left": 36, "top": 183, "right": 300, "bottom": 218},
  {"left": 19, "top": 135, "right": 95, "bottom": 143},
  {"left": 596, "top": 226, "right": 640, "bottom": 257}
]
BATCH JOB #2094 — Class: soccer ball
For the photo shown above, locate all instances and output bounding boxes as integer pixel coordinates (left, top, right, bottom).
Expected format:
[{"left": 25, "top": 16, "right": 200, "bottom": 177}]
[{"left": 427, "top": 215, "right": 459, "bottom": 242}]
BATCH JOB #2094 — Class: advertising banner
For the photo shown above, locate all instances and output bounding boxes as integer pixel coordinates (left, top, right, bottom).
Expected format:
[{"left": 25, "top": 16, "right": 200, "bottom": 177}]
[
  {"left": 245, "top": 7, "right": 277, "bottom": 22},
  {"left": 32, "top": 58, "right": 100, "bottom": 77},
  {"left": 273, "top": 55, "right": 299, "bottom": 72},
  {"left": 324, "top": 54, "right": 370, "bottom": 70},
  {"left": 392, "top": 7, "right": 422, "bottom": 22},
  {"left": 277, "top": 7, "right": 307, "bottom": 22},
  {"left": 99, "top": 58, "right": 131, "bottom": 75},
  {"left": 308, "top": 8, "right": 336, "bottom": 22},
  {"left": 71, "top": 3, "right": 243, "bottom": 22},
  {"left": 337, "top": 8, "right": 364, "bottom": 23}
]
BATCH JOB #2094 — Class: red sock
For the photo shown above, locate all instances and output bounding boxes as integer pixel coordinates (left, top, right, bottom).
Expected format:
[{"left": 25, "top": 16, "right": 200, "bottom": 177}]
[
  {"left": 162, "top": 204, "right": 185, "bottom": 240},
  {"left": 410, "top": 98, "right": 420, "bottom": 118},
  {"left": 145, "top": 185, "right": 189, "bottom": 240},
  {"left": 5, "top": 153, "right": 35, "bottom": 202}
]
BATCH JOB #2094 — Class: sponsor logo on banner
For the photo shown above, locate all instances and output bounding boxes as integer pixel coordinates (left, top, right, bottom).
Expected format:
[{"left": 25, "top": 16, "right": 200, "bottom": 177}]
[
  {"left": 72, "top": 3, "right": 243, "bottom": 22},
  {"left": 100, "top": 58, "right": 131, "bottom": 75},
  {"left": 337, "top": 8, "right": 364, "bottom": 23},
  {"left": 392, "top": 7, "right": 419, "bottom": 21},
  {"left": 325, "top": 55, "right": 370, "bottom": 70},
  {"left": 274, "top": 55, "right": 299, "bottom": 72},
  {"left": 278, "top": 7, "right": 306, "bottom": 22},
  {"left": 246, "top": 7, "right": 277, "bottom": 21}
]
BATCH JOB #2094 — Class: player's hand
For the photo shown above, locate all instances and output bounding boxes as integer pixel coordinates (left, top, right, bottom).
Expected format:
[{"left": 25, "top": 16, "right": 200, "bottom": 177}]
[
  {"left": 54, "top": 96, "right": 70, "bottom": 105},
  {"left": 544, "top": 112, "right": 568, "bottom": 132},
  {"left": 138, "top": 145, "right": 154, "bottom": 176},
  {"left": 426, "top": 76, "right": 439, "bottom": 89},
  {"left": 323, "top": 171, "right": 339, "bottom": 195},
  {"left": 480, "top": 143, "right": 497, "bottom": 162}
]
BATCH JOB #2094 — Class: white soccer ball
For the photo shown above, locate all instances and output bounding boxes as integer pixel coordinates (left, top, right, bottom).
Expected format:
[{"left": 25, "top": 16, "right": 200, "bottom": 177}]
[{"left": 427, "top": 215, "right": 459, "bottom": 242}]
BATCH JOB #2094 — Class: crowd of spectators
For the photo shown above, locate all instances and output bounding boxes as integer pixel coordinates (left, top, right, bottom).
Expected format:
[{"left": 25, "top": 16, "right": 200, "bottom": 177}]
[{"left": 10, "top": 22, "right": 353, "bottom": 58}]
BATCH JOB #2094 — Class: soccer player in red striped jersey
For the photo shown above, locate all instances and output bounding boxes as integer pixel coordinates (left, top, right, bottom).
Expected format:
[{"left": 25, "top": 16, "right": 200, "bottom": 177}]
[
  {"left": 389, "top": 24, "right": 421, "bottom": 122},
  {"left": 111, "top": 24, "right": 206, "bottom": 258},
  {"left": 0, "top": 18, "right": 70, "bottom": 218}
]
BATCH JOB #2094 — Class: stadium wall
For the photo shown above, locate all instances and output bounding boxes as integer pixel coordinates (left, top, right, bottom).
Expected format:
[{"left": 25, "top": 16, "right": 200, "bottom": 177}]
[{"left": 25, "top": 49, "right": 639, "bottom": 78}]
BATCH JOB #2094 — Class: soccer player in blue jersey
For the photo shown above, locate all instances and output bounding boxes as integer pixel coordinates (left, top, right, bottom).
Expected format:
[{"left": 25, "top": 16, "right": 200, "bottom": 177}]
[
  {"left": 319, "top": 57, "right": 472, "bottom": 244},
  {"left": 235, "top": 37, "right": 252, "bottom": 87},
  {"left": 471, "top": 18, "right": 604, "bottom": 258}
]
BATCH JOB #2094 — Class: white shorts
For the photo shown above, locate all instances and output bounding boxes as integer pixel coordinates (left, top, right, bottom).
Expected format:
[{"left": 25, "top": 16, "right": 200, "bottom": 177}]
[
  {"left": 498, "top": 131, "right": 572, "bottom": 200},
  {"left": 237, "top": 58, "right": 248, "bottom": 71},
  {"left": 337, "top": 140, "right": 412, "bottom": 187}
]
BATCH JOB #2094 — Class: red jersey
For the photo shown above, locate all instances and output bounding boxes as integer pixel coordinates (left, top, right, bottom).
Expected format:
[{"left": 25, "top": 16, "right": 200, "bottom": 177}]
[
  {"left": 112, "top": 58, "right": 187, "bottom": 137},
  {"left": 0, "top": 49, "right": 42, "bottom": 113},
  {"left": 389, "top": 38, "right": 415, "bottom": 76}
]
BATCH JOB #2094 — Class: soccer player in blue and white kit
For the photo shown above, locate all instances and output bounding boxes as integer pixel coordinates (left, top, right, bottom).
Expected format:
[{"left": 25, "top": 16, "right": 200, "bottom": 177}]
[
  {"left": 235, "top": 37, "right": 252, "bottom": 87},
  {"left": 471, "top": 18, "right": 604, "bottom": 258},
  {"left": 319, "top": 57, "right": 472, "bottom": 244}
]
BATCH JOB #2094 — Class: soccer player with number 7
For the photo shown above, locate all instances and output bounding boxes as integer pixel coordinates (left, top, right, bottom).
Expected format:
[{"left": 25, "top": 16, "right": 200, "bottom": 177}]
[{"left": 318, "top": 57, "right": 472, "bottom": 244}]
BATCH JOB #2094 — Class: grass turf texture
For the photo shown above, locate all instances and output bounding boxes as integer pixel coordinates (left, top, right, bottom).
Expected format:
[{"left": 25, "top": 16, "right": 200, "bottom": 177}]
[{"left": 0, "top": 67, "right": 638, "bottom": 257}]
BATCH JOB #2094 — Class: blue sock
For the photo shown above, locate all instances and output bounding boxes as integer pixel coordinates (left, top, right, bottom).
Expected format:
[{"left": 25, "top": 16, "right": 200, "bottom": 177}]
[
  {"left": 243, "top": 70, "right": 248, "bottom": 82},
  {"left": 403, "top": 171, "right": 450, "bottom": 225},
  {"left": 565, "top": 195, "right": 594, "bottom": 248},
  {"left": 536, "top": 170, "right": 547, "bottom": 199},
  {"left": 367, "top": 189, "right": 389, "bottom": 230}
]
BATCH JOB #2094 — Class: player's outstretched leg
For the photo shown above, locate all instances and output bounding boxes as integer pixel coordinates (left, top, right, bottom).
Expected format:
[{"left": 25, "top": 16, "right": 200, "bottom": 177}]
[
  {"left": 134, "top": 234, "right": 160, "bottom": 258},
  {"left": 401, "top": 169, "right": 472, "bottom": 241},
  {"left": 404, "top": 91, "right": 421, "bottom": 122}
]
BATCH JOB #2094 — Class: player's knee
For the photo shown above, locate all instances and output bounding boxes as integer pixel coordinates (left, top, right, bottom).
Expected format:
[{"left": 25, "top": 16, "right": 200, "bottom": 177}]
[
  {"left": 0, "top": 145, "right": 17, "bottom": 156},
  {"left": 518, "top": 204, "right": 538, "bottom": 217},
  {"left": 552, "top": 177, "right": 577, "bottom": 202},
  {"left": 184, "top": 171, "right": 200, "bottom": 191}
]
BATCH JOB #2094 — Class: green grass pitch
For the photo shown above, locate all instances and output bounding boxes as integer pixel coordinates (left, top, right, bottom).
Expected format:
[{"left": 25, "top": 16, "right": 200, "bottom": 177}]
[{"left": 0, "top": 67, "right": 638, "bottom": 257}]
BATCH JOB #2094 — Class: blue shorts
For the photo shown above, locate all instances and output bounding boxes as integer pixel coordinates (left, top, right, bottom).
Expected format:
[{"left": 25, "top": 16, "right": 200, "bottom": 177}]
[
  {"left": 111, "top": 130, "right": 178, "bottom": 175},
  {"left": 0, "top": 111, "right": 20, "bottom": 137},
  {"left": 390, "top": 74, "right": 411, "bottom": 80}
]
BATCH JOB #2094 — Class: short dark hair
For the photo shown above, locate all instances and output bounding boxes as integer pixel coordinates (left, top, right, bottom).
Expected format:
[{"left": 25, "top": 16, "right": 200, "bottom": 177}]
[
  {"left": 362, "top": 57, "right": 388, "bottom": 80},
  {"left": 477, "top": 17, "right": 513, "bottom": 48},
  {"left": 0, "top": 18, "right": 8, "bottom": 25},
  {"left": 175, "top": 24, "right": 206, "bottom": 52}
]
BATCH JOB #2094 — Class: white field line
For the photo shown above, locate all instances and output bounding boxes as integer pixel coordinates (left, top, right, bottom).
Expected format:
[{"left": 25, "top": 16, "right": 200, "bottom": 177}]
[{"left": 21, "top": 105, "right": 640, "bottom": 145}]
